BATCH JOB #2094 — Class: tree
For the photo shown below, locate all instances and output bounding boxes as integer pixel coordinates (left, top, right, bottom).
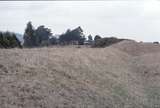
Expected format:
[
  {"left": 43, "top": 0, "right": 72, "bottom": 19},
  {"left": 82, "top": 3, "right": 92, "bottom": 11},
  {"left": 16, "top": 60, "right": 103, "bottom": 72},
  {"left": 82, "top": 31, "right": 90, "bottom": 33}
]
[
  {"left": 49, "top": 36, "right": 57, "bottom": 45},
  {"left": 0, "top": 32, "right": 3, "bottom": 47},
  {"left": 12, "top": 33, "right": 22, "bottom": 48},
  {"left": 59, "top": 26, "right": 85, "bottom": 45},
  {"left": 23, "top": 21, "right": 36, "bottom": 47},
  {"left": 59, "top": 29, "right": 71, "bottom": 44},
  {"left": 0, "top": 31, "right": 22, "bottom": 48},
  {"left": 79, "top": 35, "right": 86, "bottom": 45},
  {"left": 94, "top": 35, "right": 101, "bottom": 41},
  {"left": 88, "top": 35, "right": 93, "bottom": 42},
  {"left": 35, "top": 25, "right": 52, "bottom": 46},
  {"left": 23, "top": 22, "right": 52, "bottom": 47}
]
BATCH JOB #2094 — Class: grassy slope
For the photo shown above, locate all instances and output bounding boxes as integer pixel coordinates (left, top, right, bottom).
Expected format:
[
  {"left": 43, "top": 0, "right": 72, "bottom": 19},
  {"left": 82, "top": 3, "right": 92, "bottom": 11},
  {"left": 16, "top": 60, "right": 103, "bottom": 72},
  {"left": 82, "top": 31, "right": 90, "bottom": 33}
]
[{"left": 0, "top": 42, "right": 160, "bottom": 108}]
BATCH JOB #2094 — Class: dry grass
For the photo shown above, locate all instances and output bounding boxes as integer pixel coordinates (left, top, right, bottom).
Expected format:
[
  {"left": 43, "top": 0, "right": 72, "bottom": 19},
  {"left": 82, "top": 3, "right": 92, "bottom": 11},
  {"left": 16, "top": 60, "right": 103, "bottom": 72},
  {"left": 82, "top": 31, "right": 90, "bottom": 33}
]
[{"left": 0, "top": 41, "right": 160, "bottom": 108}]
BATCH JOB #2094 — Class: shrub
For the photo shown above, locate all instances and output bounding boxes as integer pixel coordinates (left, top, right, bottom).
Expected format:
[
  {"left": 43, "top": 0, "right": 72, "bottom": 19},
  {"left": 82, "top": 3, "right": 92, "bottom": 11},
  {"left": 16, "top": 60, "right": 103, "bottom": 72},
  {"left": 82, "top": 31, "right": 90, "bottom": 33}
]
[
  {"left": 0, "top": 31, "right": 22, "bottom": 48},
  {"left": 93, "top": 37, "right": 125, "bottom": 48}
]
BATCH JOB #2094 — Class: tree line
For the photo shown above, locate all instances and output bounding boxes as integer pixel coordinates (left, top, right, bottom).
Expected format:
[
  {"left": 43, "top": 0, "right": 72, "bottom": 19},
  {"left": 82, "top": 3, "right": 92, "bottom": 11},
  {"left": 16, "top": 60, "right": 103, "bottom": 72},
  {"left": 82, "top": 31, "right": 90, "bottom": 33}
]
[
  {"left": 23, "top": 21, "right": 100, "bottom": 48},
  {"left": 0, "top": 21, "right": 126, "bottom": 48}
]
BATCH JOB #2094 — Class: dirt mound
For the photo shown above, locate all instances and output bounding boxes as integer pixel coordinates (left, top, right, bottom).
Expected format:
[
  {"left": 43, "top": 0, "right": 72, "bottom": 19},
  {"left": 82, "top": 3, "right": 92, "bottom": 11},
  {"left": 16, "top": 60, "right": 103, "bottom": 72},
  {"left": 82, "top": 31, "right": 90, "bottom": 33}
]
[{"left": 111, "top": 40, "right": 160, "bottom": 56}]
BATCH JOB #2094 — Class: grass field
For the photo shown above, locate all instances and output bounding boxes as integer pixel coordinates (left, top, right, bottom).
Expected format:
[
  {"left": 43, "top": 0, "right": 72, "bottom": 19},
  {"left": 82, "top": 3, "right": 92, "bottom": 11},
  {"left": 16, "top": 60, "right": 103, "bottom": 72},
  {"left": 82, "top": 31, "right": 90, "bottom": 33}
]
[{"left": 0, "top": 40, "right": 160, "bottom": 108}]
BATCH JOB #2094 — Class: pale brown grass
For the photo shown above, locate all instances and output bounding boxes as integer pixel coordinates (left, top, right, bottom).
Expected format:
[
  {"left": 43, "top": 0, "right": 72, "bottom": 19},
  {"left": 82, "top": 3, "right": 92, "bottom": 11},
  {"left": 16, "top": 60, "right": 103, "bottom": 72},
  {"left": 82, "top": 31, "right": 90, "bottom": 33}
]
[{"left": 0, "top": 42, "right": 160, "bottom": 108}]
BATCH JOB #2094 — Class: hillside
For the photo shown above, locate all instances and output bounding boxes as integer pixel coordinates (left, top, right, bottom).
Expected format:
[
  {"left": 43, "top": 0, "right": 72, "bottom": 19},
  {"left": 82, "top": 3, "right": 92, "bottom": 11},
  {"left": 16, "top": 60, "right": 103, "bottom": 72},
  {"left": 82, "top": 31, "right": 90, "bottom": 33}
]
[
  {"left": 112, "top": 40, "right": 160, "bottom": 56},
  {"left": 0, "top": 41, "right": 160, "bottom": 108}
]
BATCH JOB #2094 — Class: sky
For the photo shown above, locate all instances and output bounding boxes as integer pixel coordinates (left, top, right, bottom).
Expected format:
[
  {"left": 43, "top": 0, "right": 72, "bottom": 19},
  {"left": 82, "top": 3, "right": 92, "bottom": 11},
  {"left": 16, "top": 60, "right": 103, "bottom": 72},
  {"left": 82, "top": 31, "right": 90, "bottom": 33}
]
[{"left": 0, "top": 0, "right": 160, "bottom": 42}]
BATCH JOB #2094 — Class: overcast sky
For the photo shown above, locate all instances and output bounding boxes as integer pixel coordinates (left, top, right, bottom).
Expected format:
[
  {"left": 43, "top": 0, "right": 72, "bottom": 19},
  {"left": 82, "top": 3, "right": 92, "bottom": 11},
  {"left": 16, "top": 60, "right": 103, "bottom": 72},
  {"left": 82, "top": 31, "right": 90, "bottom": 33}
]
[{"left": 0, "top": 1, "right": 160, "bottom": 42}]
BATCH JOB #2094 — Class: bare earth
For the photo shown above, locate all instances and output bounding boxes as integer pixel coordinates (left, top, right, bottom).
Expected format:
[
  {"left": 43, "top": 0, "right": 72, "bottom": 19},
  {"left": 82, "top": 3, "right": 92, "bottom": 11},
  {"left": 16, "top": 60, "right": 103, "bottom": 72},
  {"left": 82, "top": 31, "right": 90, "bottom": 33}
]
[{"left": 0, "top": 40, "right": 160, "bottom": 108}]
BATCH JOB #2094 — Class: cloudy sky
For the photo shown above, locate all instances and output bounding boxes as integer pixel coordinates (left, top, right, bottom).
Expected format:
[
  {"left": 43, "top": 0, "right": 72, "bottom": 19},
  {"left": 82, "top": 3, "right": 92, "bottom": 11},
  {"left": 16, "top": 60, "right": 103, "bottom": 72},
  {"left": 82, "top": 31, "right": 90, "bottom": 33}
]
[{"left": 0, "top": 0, "right": 160, "bottom": 42}]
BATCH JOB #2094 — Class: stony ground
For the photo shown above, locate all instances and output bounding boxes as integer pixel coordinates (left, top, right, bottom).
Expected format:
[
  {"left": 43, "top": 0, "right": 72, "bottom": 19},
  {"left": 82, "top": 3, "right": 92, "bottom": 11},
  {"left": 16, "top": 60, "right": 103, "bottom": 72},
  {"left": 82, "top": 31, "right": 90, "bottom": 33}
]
[{"left": 0, "top": 40, "right": 160, "bottom": 108}]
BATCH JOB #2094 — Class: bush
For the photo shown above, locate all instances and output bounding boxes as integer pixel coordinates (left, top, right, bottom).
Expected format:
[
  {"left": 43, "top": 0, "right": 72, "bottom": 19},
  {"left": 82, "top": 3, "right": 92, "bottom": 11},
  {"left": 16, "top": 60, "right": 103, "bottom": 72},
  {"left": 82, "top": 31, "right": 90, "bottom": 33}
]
[
  {"left": 153, "top": 42, "right": 159, "bottom": 44},
  {"left": 0, "top": 31, "right": 22, "bottom": 48},
  {"left": 93, "top": 37, "right": 125, "bottom": 48}
]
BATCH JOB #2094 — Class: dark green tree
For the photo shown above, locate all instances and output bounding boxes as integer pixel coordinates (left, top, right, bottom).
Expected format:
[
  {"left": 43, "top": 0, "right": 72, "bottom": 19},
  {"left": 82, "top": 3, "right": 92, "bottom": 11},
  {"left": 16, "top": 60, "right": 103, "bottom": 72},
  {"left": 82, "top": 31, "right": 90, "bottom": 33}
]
[
  {"left": 59, "top": 26, "right": 85, "bottom": 45},
  {"left": 0, "top": 31, "right": 22, "bottom": 48},
  {"left": 49, "top": 36, "right": 57, "bottom": 45},
  {"left": 35, "top": 25, "right": 52, "bottom": 46},
  {"left": 23, "top": 22, "right": 53, "bottom": 47},
  {"left": 23, "top": 21, "right": 36, "bottom": 47},
  {"left": 88, "top": 35, "right": 93, "bottom": 41},
  {"left": 94, "top": 35, "right": 101, "bottom": 41}
]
